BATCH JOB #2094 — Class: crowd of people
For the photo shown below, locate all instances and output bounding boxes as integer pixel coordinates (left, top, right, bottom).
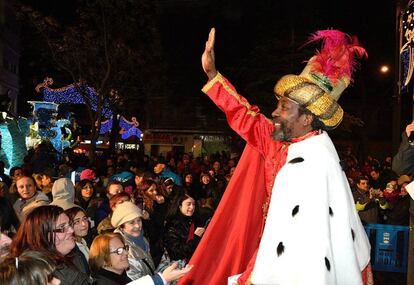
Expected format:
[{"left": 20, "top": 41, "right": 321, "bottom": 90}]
[
  {"left": 340, "top": 147, "right": 411, "bottom": 227},
  {"left": 0, "top": 142, "right": 237, "bottom": 284},
  {"left": 1, "top": 26, "right": 414, "bottom": 284}
]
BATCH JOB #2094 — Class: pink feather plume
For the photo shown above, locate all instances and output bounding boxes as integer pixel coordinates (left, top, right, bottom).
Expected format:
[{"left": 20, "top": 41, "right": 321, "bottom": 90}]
[{"left": 305, "top": 30, "right": 367, "bottom": 84}]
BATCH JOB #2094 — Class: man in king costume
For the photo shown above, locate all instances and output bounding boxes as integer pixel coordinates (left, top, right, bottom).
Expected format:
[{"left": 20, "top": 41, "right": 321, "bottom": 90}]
[{"left": 179, "top": 28, "right": 372, "bottom": 285}]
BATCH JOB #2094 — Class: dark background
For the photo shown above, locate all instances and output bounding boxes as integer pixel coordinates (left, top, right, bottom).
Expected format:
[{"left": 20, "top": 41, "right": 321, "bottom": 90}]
[{"left": 17, "top": 0, "right": 401, "bottom": 159}]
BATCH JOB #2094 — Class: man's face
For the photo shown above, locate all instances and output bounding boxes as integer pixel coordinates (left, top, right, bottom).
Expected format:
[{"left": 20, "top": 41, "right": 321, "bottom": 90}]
[
  {"left": 108, "top": 184, "right": 123, "bottom": 197},
  {"left": 357, "top": 179, "right": 369, "bottom": 192},
  {"left": 370, "top": 171, "right": 379, "bottom": 181},
  {"left": 12, "top": 169, "right": 23, "bottom": 182},
  {"left": 271, "top": 97, "right": 308, "bottom": 141},
  {"left": 213, "top": 161, "right": 221, "bottom": 171},
  {"left": 154, "top": 163, "right": 165, "bottom": 174},
  {"left": 107, "top": 166, "right": 115, "bottom": 176},
  {"left": 41, "top": 175, "right": 51, "bottom": 187}
]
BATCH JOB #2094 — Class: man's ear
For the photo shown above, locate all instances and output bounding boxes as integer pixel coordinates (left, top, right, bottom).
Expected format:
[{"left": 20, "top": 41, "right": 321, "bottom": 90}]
[{"left": 303, "top": 113, "right": 314, "bottom": 127}]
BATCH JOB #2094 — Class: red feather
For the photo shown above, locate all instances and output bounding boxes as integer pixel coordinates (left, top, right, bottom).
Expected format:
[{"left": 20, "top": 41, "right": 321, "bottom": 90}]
[{"left": 305, "top": 30, "right": 367, "bottom": 84}]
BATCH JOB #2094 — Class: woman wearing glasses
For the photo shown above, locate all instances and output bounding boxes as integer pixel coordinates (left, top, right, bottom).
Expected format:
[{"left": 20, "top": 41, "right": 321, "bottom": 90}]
[
  {"left": 89, "top": 232, "right": 193, "bottom": 285},
  {"left": 9, "top": 205, "right": 93, "bottom": 284},
  {"left": 111, "top": 201, "right": 156, "bottom": 280}
]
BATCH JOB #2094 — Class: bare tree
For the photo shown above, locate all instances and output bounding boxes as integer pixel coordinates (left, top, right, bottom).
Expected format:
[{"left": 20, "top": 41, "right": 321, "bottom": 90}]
[{"left": 18, "top": 0, "right": 167, "bottom": 162}]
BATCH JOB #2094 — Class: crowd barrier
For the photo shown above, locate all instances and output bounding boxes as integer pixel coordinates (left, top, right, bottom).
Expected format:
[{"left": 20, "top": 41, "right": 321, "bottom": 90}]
[{"left": 364, "top": 224, "right": 409, "bottom": 273}]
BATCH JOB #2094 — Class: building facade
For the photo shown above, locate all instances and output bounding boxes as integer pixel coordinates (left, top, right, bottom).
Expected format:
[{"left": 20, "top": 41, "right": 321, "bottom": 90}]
[{"left": 0, "top": 0, "right": 19, "bottom": 115}]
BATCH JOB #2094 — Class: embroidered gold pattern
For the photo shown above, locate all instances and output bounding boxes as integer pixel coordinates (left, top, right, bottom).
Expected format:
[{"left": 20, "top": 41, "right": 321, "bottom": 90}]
[
  {"left": 273, "top": 74, "right": 343, "bottom": 129},
  {"left": 202, "top": 72, "right": 258, "bottom": 117}
]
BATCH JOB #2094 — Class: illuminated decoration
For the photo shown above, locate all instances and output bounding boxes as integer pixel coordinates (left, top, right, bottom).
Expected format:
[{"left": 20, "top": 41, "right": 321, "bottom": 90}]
[
  {"left": 35, "top": 78, "right": 143, "bottom": 141},
  {"left": 27, "top": 101, "right": 75, "bottom": 153},
  {"left": 401, "top": 1, "right": 414, "bottom": 88},
  {"left": 35, "top": 77, "right": 113, "bottom": 118},
  {"left": 51, "top": 119, "right": 72, "bottom": 152},
  {"left": 99, "top": 116, "right": 143, "bottom": 140},
  {"left": 28, "top": 101, "right": 58, "bottom": 138},
  {"left": 99, "top": 118, "right": 113, "bottom": 135},
  {"left": 0, "top": 117, "right": 29, "bottom": 174},
  {"left": 119, "top": 116, "right": 143, "bottom": 140}
]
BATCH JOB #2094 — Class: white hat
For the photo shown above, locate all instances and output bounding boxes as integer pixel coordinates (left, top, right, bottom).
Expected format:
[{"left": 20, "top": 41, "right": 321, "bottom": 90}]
[{"left": 111, "top": 201, "right": 143, "bottom": 228}]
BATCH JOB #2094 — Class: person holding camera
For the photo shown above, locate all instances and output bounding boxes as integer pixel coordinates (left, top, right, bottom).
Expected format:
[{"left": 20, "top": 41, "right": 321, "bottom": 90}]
[
  {"left": 352, "top": 175, "right": 388, "bottom": 225},
  {"left": 392, "top": 121, "right": 414, "bottom": 176}
]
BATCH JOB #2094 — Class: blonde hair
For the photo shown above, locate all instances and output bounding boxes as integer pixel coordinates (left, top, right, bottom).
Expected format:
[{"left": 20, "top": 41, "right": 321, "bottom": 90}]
[{"left": 89, "top": 232, "right": 125, "bottom": 272}]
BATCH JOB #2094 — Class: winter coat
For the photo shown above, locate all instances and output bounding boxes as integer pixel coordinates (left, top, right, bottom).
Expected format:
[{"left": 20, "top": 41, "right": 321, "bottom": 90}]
[
  {"left": 13, "top": 191, "right": 49, "bottom": 221},
  {"left": 54, "top": 262, "right": 92, "bottom": 285},
  {"left": 164, "top": 213, "right": 201, "bottom": 261},
  {"left": 114, "top": 229, "right": 156, "bottom": 281},
  {"left": 93, "top": 268, "right": 132, "bottom": 285},
  {"left": 49, "top": 178, "right": 78, "bottom": 210}
]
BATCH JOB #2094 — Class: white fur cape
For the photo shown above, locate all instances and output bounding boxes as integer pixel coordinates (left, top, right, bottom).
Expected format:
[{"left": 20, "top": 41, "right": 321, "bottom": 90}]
[{"left": 251, "top": 132, "right": 370, "bottom": 285}]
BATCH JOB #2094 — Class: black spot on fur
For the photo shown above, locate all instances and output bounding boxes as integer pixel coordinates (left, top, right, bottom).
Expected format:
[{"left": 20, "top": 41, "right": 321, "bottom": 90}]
[
  {"left": 351, "top": 229, "right": 355, "bottom": 241},
  {"left": 325, "top": 257, "right": 331, "bottom": 271},
  {"left": 277, "top": 242, "right": 284, "bottom": 257},
  {"left": 288, "top": 157, "right": 304, "bottom": 164},
  {"left": 339, "top": 160, "right": 347, "bottom": 171},
  {"left": 292, "top": 205, "right": 299, "bottom": 217},
  {"left": 329, "top": 207, "right": 333, "bottom": 217}
]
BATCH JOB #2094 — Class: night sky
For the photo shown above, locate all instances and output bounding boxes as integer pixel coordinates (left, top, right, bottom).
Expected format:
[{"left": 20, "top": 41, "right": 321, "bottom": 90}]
[{"left": 18, "top": 0, "right": 399, "bottom": 157}]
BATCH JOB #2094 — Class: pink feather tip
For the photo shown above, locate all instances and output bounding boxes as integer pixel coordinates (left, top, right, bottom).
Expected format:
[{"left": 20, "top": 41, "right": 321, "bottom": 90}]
[{"left": 306, "top": 29, "right": 367, "bottom": 84}]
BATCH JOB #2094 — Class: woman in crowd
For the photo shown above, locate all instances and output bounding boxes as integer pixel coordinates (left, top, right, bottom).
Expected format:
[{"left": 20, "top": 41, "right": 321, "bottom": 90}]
[
  {"left": 89, "top": 232, "right": 132, "bottom": 284},
  {"left": 135, "top": 179, "right": 160, "bottom": 215},
  {"left": 94, "top": 181, "right": 125, "bottom": 227},
  {"left": 195, "top": 172, "right": 215, "bottom": 201},
  {"left": 9, "top": 205, "right": 92, "bottom": 284},
  {"left": 40, "top": 170, "right": 55, "bottom": 199},
  {"left": 158, "top": 178, "right": 182, "bottom": 213},
  {"left": 135, "top": 179, "right": 167, "bottom": 267},
  {"left": 33, "top": 173, "right": 44, "bottom": 192},
  {"left": 164, "top": 192, "right": 205, "bottom": 262},
  {"left": 13, "top": 175, "right": 49, "bottom": 221},
  {"left": 89, "top": 232, "right": 192, "bottom": 285},
  {"left": 75, "top": 179, "right": 103, "bottom": 226},
  {"left": 75, "top": 179, "right": 97, "bottom": 211},
  {"left": 182, "top": 173, "right": 196, "bottom": 200},
  {"left": 65, "top": 206, "right": 91, "bottom": 260},
  {"left": 111, "top": 201, "right": 157, "bottom": 280},
  {"left": 0, "top": 250, "right": 61, "bottom": 285},
  {"left": 97, "top": 192, "right": 132, "bottom": 235}
]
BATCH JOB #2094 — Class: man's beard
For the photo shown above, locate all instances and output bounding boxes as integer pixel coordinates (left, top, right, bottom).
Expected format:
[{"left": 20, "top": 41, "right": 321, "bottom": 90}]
[{"left": 272, "top": 119, "right": 288, "bottom": 141}]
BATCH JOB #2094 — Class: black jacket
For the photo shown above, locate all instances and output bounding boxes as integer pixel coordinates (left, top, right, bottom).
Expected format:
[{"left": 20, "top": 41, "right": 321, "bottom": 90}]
[
  {"left": 93, "top": 268, "right": 132, "bottom": 285},
  {"left": 54, "top": 263, "right": 92, "bottom": 285},
  {"left": 163, "top": 213, "right": 201, "bottom": 261}
]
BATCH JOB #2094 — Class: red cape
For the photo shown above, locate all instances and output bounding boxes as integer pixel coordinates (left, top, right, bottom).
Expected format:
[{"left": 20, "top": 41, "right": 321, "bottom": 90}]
[{"left": 179, "top": 144, "right": 267, "bottom": 284}]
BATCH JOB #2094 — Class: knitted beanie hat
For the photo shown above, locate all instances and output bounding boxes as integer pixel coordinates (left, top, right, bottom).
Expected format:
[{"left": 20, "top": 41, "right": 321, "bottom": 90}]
[{"left": 111, "top": 201, "right": 143, "bottom": 228}]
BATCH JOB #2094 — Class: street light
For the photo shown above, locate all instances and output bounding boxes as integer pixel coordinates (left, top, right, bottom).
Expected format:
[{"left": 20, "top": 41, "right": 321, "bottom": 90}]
[{"left": 380, "top": 65, "right": 390, "bottom": 73}]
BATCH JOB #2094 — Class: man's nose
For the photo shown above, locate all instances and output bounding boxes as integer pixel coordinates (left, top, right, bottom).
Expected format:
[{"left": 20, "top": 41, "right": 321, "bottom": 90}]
[{"left": 271, "top": 108, "right": 279, "bottom": 118}]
